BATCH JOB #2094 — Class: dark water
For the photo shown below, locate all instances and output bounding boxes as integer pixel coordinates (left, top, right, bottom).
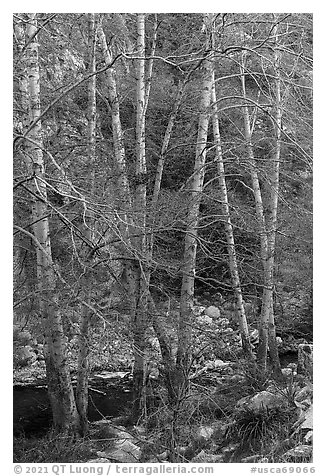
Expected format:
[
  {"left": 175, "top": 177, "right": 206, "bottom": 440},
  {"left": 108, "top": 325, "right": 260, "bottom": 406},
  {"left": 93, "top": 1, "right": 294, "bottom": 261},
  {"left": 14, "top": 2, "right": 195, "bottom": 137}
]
[
  {"left": 14, "top": 380, "right": 132, "bottom": 437},
  {"left": 279, "top": 351, "right": 298, "bottom": 368}
]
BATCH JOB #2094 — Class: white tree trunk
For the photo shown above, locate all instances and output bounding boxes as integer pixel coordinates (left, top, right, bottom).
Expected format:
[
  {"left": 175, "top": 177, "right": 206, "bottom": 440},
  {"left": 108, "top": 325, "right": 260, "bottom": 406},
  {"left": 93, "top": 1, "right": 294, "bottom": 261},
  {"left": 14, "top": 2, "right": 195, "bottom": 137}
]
[
  {"left": 16, "top": 14, "right": 80, "bottom": 434},
  {"left": 176, "top": 14, "right": 215, "bottom": 392},
  {"left": 98, "top": 21, "right": 132, "bottom": 243},
  {"left": 240, "top": 27, "right": 282, "bottom": 374},
  {"left": 131, "top": 13, "right": 150, "bottom": 420},
  {"left": 240, "top": 50, "right": 269, "bottom": 368},
  {"left": 76, "top": 13, "right": 98, "bottom": 435},
  {"left": 265, "top": 19, "right": 283, "bottom": 376},
  {"left": 211, "top": 73, "right": 254, "bottom": 359}
]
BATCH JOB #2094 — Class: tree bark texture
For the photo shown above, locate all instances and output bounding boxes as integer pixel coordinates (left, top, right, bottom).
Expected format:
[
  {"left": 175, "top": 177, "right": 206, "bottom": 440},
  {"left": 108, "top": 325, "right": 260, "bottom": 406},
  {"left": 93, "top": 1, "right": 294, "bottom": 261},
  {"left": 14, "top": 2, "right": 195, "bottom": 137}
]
[
  {"left": 240, "top": 28, "right": 282, "bottom": 373},
  {"left": 265, "top": 20, "right": 283, "bottom": 377},
  {"left": 98, "top": 21, "right": 132, "bottom": 243},
  {"left": 240, "top": 51, "right": 269, "bottom": 369},
  {"left": 131, "top": 13, "right": 150, "bottom": 421},
  {"left": 76, "top": 13, "right": 98, "bottom": 436},
  {"left": 211, "top": 74, "right": 254, "bottom": 360},
  {"left": 16, "top": 14, "right": 80, "bottom": 434},
  {"left": 176, "top": 14, "right": 215, "bottom": 395}
]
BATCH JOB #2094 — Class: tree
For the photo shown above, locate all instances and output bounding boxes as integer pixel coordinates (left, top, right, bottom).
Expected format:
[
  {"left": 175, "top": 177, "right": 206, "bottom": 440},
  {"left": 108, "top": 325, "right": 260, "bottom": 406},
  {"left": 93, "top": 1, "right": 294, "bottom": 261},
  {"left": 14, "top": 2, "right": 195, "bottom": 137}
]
[
  {"left": 13, "top": 13, "right": 312, "bottom": 438},
  {"left": 211, "top": 68, "right": 254, "bottom": 360},
  {"left": 176, "top": 13, "right": 215, "bottom": 397},
  {"left": 75, "top": 13, "right": 98, "bottom": 436},
  {"left": 14, "top": 13, "right": 81, "bottom": 434}
]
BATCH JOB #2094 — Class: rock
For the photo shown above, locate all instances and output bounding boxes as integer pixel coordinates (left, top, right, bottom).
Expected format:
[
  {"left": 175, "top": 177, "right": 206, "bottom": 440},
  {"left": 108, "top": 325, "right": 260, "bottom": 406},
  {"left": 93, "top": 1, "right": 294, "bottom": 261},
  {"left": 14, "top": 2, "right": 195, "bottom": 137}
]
[
  {"left": 300, "top": 404, "right": 313, "bottom": 431},
  {"left": 97, "top": 440, "right": 141, "bottom": 463},
  {"left": 157, "top": 451, "right": 168, "bottom": 460},
  {"left": 93, "top": 371, "right": 129, "bottom": 380},
  {"left": 205, "top": 360, "right": 215, "bottom": 370},
  {"left": 304, "top": 430, "right": 313, "bottom": 444},
  {"left": 227, "top": 374, "right": 246, "bottom": 384},
  {"left": 193, "top": 306, "right": 206, "bottom": 316},
  {"left": 204, "top": 306, "right": 220, "bottom": 319},
  {"left": 295, "top": 384, "right": 313, "bottom": 403},
  {"left": 216, "top": 360, "right": 233, "bottom": 368},
  {"left": 87, "top": 458, "right": 111, "bottom": 463},
  {"left": 282, "top": 368, "right": 294, "bottom": 377},
  {"left": 284, "top": 444, "right": 312, "bottom": 461},
  {"left": 14, "top": 346, "right": 37, "bottom": 366},
  {"left": 14, "top": 330, "right": 33, "bottom": 345},
  {"left": 221, "top": 443, "right": 239, "bottom": 460},
  {"left": 192, "top": 450, "right": 223, "bottom": 463},
  {"left": 236, "top": 390, "right": 288, "bottom": 415},
  {"left": 249, "top": 328, "right": 259, "bottom": 345},
  {"left": 297, "top": 344, "right": 313, "bottom": 380},
  {"left": 197, "top": 315, "right": 213, "bottom": 325},
  {"left": 197, "top": 425, "right": 214, "bottom": 440},
  {"left": 241, "top": 455, "right": 263, "bottom": 463}
]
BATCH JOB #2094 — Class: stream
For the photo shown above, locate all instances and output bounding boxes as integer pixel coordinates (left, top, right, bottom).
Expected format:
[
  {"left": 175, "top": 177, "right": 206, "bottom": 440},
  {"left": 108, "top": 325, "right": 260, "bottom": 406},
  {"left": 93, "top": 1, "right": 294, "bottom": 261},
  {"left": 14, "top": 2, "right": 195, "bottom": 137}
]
[
  {"left": 13, "top": 372, "right": 133, "bottom": 437},
  {"left": 14, "top": 352, "right": 297, "bottom": 438}
]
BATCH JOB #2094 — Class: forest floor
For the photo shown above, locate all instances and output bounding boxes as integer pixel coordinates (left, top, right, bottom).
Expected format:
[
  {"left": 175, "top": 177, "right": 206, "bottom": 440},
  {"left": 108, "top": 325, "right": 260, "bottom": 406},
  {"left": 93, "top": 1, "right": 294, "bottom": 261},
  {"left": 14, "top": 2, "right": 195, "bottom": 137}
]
[{"left": 13, "top": 358, "right": 313, "bottom": 464}]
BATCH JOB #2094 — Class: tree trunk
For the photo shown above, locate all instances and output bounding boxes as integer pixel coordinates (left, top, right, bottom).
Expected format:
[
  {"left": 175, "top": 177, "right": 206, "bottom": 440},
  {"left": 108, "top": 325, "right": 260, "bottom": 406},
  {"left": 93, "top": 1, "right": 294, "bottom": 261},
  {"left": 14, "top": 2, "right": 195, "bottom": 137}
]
[
  {"left": 240, "top": 25, "right": 282, "bottom": 374},
  {"left": 16, "top": 14, "right": 80, "bottom": 434},
  {"left": 131, "top": 13, "right": 150, "bottom": 421},
  {"left": 240, "top": 49, "right": 269, "bottom": 369},
  {"left": 97, "top": 21, "right": 132, "bottom": 243},
  {"left": 176, "top": 14, "right": 215, "bottom": 396},
  {"left": 266, "top": 19, "right": 283, "bottom": 377},
  {"left": 211, "top": 73, "right": 254, "bottom": 360},
  {"left": 76, "top": 13, "right": 98, "bottom": 435}
]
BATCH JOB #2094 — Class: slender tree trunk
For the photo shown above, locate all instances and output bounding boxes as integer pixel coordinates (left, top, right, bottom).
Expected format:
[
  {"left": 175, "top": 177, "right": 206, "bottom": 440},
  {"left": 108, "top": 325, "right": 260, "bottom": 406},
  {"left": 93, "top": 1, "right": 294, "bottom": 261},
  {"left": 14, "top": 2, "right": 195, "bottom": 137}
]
[
  {"left": 240, "top": 50, "right": 269, "bottom": 369},
  {"left": 240, "top": 27, "right": 282, "bottom": 374},
  {"left": 266, "top": 20, "right": 283, "bottom": 377},
  {"left": 176, "top": 14, "right": 215, "bottom": 396},
  {"left": 211, "top": 73, "right": 254, "bottom": 360},
  {"left": 131, "top": 13, "right": 149, "bottom": 421},
  {"left": 16, "top": 14, "right": 80, "bottom": 434},
  {"left": 97, "top": 21, "right": 132, "bottom": 243},
  {"left": 76, "top": 13, "right": 98, "bottom": 435}
]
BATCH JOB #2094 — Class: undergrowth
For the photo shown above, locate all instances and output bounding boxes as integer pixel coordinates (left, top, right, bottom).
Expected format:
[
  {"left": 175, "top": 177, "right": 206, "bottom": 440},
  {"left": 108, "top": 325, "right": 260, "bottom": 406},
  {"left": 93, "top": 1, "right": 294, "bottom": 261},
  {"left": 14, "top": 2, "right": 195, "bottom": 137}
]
[
  {"left": 13, "top": 433, "right": 95, "bottom": 463},
  {"left": 225, "top": 405, "right": 298, "bottom": 462}
]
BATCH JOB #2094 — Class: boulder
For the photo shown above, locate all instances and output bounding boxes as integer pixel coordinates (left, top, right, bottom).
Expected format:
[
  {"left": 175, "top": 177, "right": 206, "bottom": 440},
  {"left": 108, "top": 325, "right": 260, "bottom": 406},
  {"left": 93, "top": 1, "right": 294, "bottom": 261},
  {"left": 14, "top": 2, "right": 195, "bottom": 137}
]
[
  {"left": 235, "top": 390, "right": 288, "bottom": 415},
  {"left": 204, "top": 306, "right": 220, "bottom": 319},
  {"left": 297, "top": 344, "right": 313, "bottom": 381}
]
